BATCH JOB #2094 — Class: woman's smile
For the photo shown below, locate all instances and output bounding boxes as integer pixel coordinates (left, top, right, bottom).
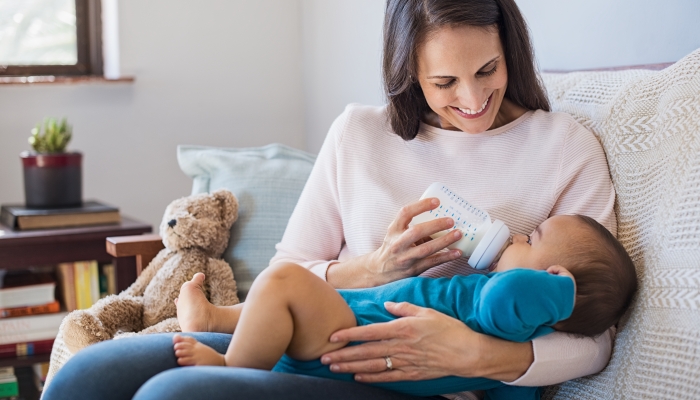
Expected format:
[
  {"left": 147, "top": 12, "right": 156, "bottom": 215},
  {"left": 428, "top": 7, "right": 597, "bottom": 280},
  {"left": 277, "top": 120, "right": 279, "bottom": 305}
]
[{"left": 450, "top": 93, "right": 492, "bottom": 119}]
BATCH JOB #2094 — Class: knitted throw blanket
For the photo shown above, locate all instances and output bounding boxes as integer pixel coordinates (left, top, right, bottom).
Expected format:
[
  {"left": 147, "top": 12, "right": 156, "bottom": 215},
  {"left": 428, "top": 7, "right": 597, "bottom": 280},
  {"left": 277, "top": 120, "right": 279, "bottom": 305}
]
[{"left": 541, "top": 48, "right": 700, "bottom": 399}]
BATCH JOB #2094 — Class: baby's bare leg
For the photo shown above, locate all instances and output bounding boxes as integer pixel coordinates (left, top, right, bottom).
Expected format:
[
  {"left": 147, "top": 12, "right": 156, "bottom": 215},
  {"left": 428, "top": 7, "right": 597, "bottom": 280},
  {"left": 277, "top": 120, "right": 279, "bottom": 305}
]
[
  {"left": 176, "top": 273, "right": 243, "bottom": 333},
  {"left": 224, "top": 263, "right": 357, "bottom": 370}
]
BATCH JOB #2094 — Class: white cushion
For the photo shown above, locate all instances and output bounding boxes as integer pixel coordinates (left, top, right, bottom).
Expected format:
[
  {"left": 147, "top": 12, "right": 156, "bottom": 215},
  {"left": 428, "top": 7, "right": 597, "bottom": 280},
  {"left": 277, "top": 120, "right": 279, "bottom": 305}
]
[{"left": 541, "top": 49, "right": 700, "bottom": 399}]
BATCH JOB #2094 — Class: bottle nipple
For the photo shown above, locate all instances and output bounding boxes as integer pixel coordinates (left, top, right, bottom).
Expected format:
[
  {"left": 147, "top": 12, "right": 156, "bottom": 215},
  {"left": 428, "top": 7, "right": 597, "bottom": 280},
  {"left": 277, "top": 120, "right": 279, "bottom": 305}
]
[{"left": 487, "top": 235, "right": 513, "bottom": 272}]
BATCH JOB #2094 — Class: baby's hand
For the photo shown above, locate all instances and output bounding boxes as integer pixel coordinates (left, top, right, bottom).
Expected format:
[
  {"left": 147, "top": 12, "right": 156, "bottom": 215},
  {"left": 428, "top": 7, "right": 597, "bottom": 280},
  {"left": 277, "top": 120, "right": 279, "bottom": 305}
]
[{"left": 546, "top": 265, "right": 576, "bottom": 296}]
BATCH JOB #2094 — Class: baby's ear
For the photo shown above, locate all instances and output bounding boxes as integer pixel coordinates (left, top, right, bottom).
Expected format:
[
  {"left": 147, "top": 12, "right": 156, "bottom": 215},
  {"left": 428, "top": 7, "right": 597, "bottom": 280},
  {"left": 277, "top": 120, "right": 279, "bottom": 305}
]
[{"left": 546, "top": 265, "right": 565, "bottom": 275}]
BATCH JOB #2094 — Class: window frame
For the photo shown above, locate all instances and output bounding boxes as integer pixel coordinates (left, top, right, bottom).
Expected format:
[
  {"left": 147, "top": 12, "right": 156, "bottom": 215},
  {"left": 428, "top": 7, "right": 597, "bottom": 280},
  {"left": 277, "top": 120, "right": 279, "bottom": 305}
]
[{"left": 0, "top": 0, "right": 103, "bottom": 77}]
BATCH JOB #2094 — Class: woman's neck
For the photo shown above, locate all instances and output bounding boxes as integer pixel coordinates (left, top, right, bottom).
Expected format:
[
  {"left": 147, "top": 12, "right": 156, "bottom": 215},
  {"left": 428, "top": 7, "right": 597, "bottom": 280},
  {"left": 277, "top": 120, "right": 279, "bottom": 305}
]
[{"left": 490, "top": 98, "right": 528, "bottom": 130}]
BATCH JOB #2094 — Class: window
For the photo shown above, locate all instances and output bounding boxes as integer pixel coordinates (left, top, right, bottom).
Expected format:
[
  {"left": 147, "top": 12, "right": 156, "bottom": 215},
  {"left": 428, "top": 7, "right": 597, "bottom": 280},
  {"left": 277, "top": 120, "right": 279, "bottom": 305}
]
[{"left": 0, "top": 0, "right": 102, "bottom": 76}]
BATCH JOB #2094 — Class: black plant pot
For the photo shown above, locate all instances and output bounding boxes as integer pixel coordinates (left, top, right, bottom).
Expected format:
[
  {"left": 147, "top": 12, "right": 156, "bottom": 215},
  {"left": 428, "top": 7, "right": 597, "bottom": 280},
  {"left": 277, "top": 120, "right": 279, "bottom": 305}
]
[{"left": 21, "top": 152, "right": 83, "bottom": 208}]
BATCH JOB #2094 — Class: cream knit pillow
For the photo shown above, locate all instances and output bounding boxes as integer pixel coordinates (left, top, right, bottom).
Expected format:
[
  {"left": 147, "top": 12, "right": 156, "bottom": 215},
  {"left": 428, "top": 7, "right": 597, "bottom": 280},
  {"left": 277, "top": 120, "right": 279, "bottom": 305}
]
[{"left": 541, "top": 49, "right": 700, "bottom": 399}]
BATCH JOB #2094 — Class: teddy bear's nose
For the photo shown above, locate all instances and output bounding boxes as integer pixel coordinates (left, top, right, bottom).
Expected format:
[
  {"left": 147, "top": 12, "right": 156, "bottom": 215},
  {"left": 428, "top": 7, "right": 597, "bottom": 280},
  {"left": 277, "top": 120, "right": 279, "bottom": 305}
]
[{"left": 168, "top": 219, "right": 177, "bottom": 228}]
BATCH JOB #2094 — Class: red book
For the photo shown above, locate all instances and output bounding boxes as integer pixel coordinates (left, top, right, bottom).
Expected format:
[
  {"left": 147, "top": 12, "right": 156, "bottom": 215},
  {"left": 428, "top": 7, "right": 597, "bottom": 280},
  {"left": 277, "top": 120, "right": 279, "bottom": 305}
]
[
  {"left": 0, "top": 300, "right": 60, "bottom": 319},
  {"left": 0, "top": 339, "right": 54, "bottom": 358}
]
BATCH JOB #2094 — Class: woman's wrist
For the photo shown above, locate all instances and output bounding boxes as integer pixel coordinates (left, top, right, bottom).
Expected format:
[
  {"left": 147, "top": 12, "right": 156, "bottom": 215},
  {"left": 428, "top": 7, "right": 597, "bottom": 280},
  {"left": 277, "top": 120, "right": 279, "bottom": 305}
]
[
  {"left": 326, "top": 253, "right": 380, "bottom": 289},
  {"left": 466, "top": 333, "right": 534, "bottom": 382}
]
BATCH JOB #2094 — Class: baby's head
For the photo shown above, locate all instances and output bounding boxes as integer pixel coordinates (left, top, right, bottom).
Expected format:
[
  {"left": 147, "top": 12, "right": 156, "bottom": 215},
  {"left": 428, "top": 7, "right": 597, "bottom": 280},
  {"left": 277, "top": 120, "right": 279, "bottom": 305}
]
[{"left": 494, "top": 214, "right": 638, "bottom": 337}]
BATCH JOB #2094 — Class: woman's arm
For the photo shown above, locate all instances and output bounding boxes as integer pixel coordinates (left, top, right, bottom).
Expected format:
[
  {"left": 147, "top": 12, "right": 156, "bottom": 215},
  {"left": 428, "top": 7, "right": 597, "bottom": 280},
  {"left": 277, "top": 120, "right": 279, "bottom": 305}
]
[
  {"left": 320, "top": 302, "right": 613, "bottom": 385},
  {"left": 271, "top": 106, "right": 462, "bottom": 289},
  {"left": 321, "top": 302, "right": 534, "bottom": 382},
  {"left": 505, "top": 327, "right": 614, "bottom": 386}
]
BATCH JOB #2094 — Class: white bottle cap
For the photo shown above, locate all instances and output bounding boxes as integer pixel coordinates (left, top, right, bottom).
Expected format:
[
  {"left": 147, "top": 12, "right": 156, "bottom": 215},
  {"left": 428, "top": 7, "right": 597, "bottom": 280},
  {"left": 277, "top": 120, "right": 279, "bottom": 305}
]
[{"left": 468, "top": 219, "right": 510, "bottom": 270}]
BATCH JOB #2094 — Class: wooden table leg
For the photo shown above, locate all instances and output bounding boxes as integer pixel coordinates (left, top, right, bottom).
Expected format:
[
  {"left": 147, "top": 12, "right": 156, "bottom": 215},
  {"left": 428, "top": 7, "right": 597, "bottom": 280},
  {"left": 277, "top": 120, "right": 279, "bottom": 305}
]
[{"left": 114, "top": 256, "right": 137, "bottom": 292}]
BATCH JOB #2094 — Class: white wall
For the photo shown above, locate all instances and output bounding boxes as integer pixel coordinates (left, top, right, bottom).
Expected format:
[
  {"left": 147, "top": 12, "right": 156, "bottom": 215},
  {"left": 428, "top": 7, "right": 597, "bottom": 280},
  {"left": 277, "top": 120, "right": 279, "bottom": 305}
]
[
  {"left": 0, "top": 0, "right": 305, "bottom": 230},
  {"left": 517, "top": 0, "right": 700, "bottom": 70},
  {"left": 300, "top": 0, "right": 386, "bottom": 153}
]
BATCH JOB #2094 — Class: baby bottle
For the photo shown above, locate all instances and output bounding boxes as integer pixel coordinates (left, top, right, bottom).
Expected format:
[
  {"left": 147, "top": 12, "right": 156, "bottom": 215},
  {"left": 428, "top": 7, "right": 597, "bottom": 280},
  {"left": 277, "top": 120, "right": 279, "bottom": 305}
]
[{"left": 410, "top": 182, "right": 511, "bottom": 270}]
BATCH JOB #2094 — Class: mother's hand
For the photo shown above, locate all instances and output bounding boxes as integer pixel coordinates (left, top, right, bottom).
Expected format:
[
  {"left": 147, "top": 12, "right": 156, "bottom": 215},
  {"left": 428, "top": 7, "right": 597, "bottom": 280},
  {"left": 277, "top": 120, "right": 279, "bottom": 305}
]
[
  {"left": 320, "top": 301, "right": 483, "bottom": 383},
  {"left": 366, "top": 197, "right": 463, "bottom": 285}
]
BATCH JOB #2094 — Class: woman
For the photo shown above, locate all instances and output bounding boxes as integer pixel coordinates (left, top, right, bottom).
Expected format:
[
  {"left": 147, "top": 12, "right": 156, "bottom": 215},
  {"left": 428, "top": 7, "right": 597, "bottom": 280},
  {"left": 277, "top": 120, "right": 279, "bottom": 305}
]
[{"left": 44, "top": 1, "right": 615, "bottom": 399}]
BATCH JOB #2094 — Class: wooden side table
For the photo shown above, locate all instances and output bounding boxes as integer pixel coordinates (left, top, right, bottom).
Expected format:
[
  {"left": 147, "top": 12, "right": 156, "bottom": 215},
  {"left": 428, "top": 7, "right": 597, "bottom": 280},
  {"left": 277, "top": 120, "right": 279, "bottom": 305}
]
[{"left": 0, "top": 215, "right": 152, "bottom": 292}]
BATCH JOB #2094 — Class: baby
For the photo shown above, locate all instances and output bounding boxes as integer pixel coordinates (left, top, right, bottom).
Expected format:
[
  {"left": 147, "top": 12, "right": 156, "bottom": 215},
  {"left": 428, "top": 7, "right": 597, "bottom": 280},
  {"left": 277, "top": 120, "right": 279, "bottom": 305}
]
[{"left": 172, "top": 214, "right": 637, "bottom": 399}]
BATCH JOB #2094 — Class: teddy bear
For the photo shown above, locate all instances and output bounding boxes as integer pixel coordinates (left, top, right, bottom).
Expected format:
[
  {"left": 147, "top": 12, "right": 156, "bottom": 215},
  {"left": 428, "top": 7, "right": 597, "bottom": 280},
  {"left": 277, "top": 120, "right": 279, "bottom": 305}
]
[{"left": 62, "top": 189, "right": 241, "bottom": 354}]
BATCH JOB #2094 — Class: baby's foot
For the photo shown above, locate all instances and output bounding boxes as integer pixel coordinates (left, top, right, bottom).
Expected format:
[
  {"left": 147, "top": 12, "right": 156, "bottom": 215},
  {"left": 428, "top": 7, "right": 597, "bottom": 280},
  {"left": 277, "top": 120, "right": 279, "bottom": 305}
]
[
  {"left": 173, "top": 334, "right": 225, "bottom": 366},
  {"left": 176, "top": 273, "right": 213, "bottom": 332}
]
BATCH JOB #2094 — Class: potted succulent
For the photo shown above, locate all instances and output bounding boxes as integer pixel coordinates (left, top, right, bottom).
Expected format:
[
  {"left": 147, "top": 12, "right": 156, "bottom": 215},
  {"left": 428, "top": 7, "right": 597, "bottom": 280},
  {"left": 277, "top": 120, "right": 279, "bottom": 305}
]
[{"left": 20, "top": 118, "right": 82, "bottom": 208}]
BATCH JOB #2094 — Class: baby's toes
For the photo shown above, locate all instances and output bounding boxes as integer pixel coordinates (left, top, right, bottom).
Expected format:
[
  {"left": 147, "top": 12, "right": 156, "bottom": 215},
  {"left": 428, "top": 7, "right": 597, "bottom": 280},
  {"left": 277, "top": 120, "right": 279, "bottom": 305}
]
[
  {"left": 180, "top": 336, "right": 198, "bottom": 345},
  {"left": 172, "top": 333, "right": 185, "bottom": 344},
  {"left": 174, "top": 341, "right": 194, "bottom": 353},
  {"left": 173, "top": 334, "right": 197, "bottom": 345},
  {"left": 176, "top": 355, "right": 196, "bottom": 366},
  {"left": 175, "top": 348, "right": 191, "bottom": 359}
]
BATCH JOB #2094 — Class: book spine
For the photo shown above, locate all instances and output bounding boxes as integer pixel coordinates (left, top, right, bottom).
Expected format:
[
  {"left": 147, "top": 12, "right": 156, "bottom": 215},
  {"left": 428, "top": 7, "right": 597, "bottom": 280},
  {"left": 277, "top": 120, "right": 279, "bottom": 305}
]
[
  {"left": 0, "top": 207, "right": 16, "bottom": 229},
  {"left": 0, "top": 377, "right": 19, "bottom": 398},
  {"left": 17, "top": 210, "right": 121, "bottom": 230},
  {"left": 0, "top": 329, "right": 59, "bottom": 345},
  {"left": 89, "top": 261, "right": 100, "bottom": 305},
  {"left": 74, "top": 262, "right": 91, "bottom": 309},
  {"left": 0, "top": 339, "right": 54, "bottom": 358},
  {"left": 0, "top": 312, "right": 67, "bottom": 335},
  {"left": 104, "top": 264, "right": 117, "bottom": 295},
  {"left": 57, "top": 263, "right": 77, "bottom": 312},
  {"left": 33, "top": 362, "right": 49, "bottom": 381},
  {"left": 73, "top": 262, "right": 83, "bottom": 310},
  {"left": 0, "top": 282, "right": 56, "bottom": 309},
  {"left": 99, "top": 265, "right": 108, "bottom": 298},
  {"left": 0, "top": 300, "right": 60, "bottom": 318}
]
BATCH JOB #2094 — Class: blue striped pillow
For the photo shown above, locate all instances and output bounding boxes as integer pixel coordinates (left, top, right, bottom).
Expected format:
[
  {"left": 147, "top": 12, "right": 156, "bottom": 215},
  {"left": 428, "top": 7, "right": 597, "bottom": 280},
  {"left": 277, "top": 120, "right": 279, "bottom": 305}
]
[{"left": 178, "top": 144, "right": 316, "bottom": 299}]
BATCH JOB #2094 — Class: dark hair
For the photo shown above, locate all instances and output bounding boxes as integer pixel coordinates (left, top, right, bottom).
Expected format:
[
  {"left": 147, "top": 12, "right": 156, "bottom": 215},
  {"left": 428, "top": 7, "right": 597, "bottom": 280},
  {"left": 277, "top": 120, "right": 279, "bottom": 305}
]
[
  {"left": 382, "top": 0, "right": 551, "bottom": 140},
  {"left": 554, "top": 215, "right": 638, "bottom": 338}
]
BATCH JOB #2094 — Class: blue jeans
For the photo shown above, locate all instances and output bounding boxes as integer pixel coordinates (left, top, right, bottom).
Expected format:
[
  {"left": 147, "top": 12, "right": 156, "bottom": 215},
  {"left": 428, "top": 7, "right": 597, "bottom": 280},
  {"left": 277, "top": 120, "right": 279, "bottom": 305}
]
[{"left": 43, "top": 333, "right": 442, "bottom": 400}]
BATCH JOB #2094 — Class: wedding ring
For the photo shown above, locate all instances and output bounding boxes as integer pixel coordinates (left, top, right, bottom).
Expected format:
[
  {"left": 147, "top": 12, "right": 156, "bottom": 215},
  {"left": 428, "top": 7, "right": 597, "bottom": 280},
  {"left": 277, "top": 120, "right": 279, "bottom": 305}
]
[{"left": 384, "top": 356, "right": 393, "bottom": 371}]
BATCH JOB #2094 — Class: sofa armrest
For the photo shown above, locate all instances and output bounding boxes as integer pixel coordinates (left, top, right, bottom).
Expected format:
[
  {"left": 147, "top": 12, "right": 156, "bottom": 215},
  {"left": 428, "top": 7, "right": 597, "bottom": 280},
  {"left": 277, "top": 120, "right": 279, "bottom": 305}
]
[{"left": 106, "top": 234, "right": 164, "bottom": 276}]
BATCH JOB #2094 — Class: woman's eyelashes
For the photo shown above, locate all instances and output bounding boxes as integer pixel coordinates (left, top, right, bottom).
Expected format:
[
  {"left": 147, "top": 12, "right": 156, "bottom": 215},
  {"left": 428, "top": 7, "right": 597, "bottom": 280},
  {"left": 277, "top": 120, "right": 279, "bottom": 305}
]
[
  {"left": 526, "top": 235, "right": 532, "bottom": 245},
  {"left": 435, "top": 80, "right": 456, "bottom": 89},
  {"left": 477, "top": 64, "right": 497, "bottom": 77},
  {"left": 433, "top": 65, "right": 498, "bottom": 89}
]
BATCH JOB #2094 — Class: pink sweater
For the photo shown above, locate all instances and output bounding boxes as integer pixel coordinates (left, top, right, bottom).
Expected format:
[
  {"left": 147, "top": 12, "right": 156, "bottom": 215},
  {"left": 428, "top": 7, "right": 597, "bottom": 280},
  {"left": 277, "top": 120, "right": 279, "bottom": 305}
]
[{"left": 271, "top": 104, "right": 616, "bottom": 387}]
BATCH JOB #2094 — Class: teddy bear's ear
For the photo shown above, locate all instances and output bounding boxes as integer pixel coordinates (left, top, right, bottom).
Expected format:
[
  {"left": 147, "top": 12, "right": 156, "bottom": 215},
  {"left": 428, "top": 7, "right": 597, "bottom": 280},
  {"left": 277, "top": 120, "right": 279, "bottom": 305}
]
[{"left": 212, "top": 189, "right": 238, "bottom": 228}]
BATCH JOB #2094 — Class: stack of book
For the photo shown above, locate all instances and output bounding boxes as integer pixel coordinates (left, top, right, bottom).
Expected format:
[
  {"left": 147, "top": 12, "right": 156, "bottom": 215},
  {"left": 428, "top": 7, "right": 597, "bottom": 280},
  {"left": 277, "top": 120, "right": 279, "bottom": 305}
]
[
  {"left": 0, "top": 367, "right": 18, "bottom": 399},
  {"left": 0, "top": 269, "right": 66, "bottom": 359},
  {"left": 57, "top": 261, "right": 117, "bottom": 312},
  {"left": 0, "top": 312, "right": 66, "bottom": 359},
  {"left": 0, "top": 201, "right": 120, "bottom": 230}
]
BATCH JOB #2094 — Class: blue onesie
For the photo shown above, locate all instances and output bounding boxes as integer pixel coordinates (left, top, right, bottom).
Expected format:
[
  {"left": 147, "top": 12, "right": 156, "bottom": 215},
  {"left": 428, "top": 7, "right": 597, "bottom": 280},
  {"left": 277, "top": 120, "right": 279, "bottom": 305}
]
[{"left": 273, "top": 268, "right": 575, "bottom": 399}]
